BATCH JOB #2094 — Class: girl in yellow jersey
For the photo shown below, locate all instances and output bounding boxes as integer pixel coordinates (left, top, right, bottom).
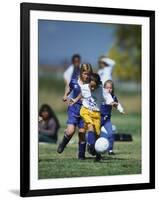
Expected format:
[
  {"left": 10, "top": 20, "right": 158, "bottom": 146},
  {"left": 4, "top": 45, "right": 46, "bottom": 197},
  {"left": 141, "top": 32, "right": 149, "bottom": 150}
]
[{"left": 80, "top": 73, "right": 116, "bottom": 161}]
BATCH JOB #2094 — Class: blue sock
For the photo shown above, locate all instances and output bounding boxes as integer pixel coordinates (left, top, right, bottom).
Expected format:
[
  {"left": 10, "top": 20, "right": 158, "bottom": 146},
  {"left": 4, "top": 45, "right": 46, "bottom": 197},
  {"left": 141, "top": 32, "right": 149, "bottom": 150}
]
[
  {"left": 100, "top": 131, "right": 108, "bottom": 139},
  {"left": 78, "top": 142, "right": 86, "bottom": 159},
  {"left": 86, "top": 131, "right": 96, "bottom": 145},
  {"left": 108, "top": 135, "right": 114, "bottom": 151},
  {"left": 103, "top": 122, "right": 114, "bottom": 151}
]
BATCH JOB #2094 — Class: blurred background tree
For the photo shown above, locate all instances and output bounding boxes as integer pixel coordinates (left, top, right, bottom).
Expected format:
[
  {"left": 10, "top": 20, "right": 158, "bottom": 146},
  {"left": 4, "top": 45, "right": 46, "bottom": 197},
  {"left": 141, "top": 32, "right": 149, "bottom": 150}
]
[{"left": 108, "top": 25, "right": 141, "bottom": 82}]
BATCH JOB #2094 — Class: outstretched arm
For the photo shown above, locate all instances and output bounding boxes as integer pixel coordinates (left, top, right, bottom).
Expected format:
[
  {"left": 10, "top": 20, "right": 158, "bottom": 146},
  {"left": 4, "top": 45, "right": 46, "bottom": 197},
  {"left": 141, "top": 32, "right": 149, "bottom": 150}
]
[
  {"left": 63, "top": 66, "right": 73, "bottom": 101},
  {"left": 116, "top": 103, "right": 125, "bottom": 114},
  {"left": 69, "top": 93, "right": 82, "bottom": 105},
  {"left": 63, "top": 80, "right": 71, "bottom": 101},
  {"left": 112, "top": 101, "right": 125, "bottom": 114}
]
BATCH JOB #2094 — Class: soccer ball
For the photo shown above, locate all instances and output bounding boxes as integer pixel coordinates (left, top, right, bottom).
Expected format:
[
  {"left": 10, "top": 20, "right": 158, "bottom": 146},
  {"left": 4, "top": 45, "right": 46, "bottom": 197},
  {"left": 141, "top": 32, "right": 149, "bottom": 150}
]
[{"left": 95, "top": 137, "right": 109, "bottom": 154}]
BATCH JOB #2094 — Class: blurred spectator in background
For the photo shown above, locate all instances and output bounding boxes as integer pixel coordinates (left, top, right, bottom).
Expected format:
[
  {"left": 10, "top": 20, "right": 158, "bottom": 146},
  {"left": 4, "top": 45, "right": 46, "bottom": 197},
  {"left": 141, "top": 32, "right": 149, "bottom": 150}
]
[
  {"left": 39, "top": 104, "right": 60, "bottom": 143},
  {"left": 97, "top": 56, "right": 116, "bottom": 85},
  {"left": 63, "top": 54, "right": 81, "bottom": 101}
]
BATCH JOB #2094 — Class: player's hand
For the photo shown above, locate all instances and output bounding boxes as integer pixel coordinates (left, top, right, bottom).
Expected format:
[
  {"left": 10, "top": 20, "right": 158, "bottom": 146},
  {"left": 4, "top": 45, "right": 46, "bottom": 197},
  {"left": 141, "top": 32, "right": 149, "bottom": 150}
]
[
  {"left": 112, "top": 102, "right": 118, "bottom": 107},
  {"left": 120, "top": 111, "right": 126, "bottom": 115},
  {"left": 62, "top": 95, "right": 67, "bottom": 102},
  {"left": 69, "top": 98, "right": 76, "bottom": 106}
]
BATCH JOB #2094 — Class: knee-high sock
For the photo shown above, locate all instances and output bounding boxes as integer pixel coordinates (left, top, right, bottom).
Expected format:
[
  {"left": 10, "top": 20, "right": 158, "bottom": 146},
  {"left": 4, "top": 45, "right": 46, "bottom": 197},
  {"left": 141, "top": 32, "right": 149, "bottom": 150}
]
[
  {"left": 101, "top": 120, "right": 114, "bottom": 151},
  {"left": 60, "top": 132, "right": 71, "bottom": 147},
  {"left": 86, "top": 131, "right": 96, "bottom": 145},
  {"left": 78, "top": 141, "right": 86, "bottom": 158},
  {"left": 78, "top": 132, "right": 86, "bottom": 158},
  {"left": 86, "top": 131, "right": 96, "bottom": 155}
]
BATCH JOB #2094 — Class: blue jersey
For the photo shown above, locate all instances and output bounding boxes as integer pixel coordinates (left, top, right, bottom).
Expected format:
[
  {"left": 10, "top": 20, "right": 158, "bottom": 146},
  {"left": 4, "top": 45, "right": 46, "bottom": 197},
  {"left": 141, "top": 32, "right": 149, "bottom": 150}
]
[
  {"left": 71, "top": 67, "right": 80, "bottom": 80},
  {"left": 100, "top": 94, "right": 118, "bottom": 121},
  {"left": 69, "top": 79, "right": 82, "bottom": 104},
  {"left": 67, "top": 78, "right": 84, "bottom": 128}
]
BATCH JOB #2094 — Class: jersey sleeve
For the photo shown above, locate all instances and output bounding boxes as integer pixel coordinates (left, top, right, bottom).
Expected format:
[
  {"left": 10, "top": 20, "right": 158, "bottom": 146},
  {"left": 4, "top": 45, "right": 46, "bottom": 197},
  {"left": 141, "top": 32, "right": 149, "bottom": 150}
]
[
  {"left": 106, "top": 58, "right": 116, "bottom": 68},
  {"left": 117, "top": 103, "right": 124, "bottom": 113},
  {"left": 69, "top": 79, "right": 76, "bottom": 90},
  {"left": 69, "top": 79, "right": 81, "bottom": 99},
  {"left": 103, "top": 89, "right": 114, "bottom": 104},
  {"left": 63, "top": 65, "right": 73, "bottom": 84},
  {"left": 113, "top": 95, "right": 124, "bottom": 113},
  {"left": 113, "top": 95, "right": 118, "bottom": 103}
]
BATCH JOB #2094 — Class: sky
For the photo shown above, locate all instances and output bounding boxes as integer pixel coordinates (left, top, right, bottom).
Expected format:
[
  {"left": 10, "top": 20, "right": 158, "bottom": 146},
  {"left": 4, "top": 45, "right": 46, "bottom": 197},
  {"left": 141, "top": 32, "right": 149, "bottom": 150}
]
[{"left": 38, "top": 20, "right": 116, "bottom": 66}]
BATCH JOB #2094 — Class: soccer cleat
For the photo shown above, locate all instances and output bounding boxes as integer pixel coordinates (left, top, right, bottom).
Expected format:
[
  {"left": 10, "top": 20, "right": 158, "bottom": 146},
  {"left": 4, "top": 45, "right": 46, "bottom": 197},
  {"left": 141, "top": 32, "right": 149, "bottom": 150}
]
[
  {"left": 87, "top": 144, "right": 96, "bottom": 156},
  {"left": 57, "top": 142, "right": 65, "bottom": 153},
  {"left": 78, "top": 156, "right": 85, "bottom": 160},
  {"left": 94, "top": 153, "right": 101, "bottom": 162},
  {"left": 108, "top": 151, "right": 115, "bottom": 155}
]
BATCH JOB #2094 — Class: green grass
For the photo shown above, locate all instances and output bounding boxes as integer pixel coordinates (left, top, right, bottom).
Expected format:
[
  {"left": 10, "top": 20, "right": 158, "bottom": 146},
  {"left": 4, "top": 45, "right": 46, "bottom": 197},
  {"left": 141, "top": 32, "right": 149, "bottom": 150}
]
[{"left": 38, "top": 113, "right": 141, "bottom": 179}]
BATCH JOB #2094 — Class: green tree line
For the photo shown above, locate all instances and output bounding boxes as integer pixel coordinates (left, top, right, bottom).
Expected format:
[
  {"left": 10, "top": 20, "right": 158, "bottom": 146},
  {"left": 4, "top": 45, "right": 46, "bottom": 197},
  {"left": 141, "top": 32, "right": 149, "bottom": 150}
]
[{"left": 108, "top": 24, "right": 141, "bottom": 82}]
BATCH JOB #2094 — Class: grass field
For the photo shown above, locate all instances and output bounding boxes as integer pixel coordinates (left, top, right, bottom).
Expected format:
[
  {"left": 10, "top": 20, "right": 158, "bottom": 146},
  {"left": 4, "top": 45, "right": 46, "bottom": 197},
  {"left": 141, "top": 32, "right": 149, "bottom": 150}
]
[{"left": 38, "top": 113, "right": 141, "bottom": 179}]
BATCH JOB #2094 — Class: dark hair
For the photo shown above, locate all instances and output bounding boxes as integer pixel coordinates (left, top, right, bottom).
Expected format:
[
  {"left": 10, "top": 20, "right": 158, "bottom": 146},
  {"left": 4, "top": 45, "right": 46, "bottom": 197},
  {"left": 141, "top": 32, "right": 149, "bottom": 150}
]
[
  {"left": 104, "top": 80, "right": 115, "bottom": 95},
  {"left": 39, "top": 104, "right": 60, "bottom": 128},
  {"left": 98, "top": 56, "right": 109, "bottom": 67},
  {"left": 98, "top": 55, "right": 106, "bottom": 62},
  {"left": 72, "top": 54, "right": 81, "bottom": 63},
  {"left": 90, "top": 73, "right": 102, "bottom": 86}
]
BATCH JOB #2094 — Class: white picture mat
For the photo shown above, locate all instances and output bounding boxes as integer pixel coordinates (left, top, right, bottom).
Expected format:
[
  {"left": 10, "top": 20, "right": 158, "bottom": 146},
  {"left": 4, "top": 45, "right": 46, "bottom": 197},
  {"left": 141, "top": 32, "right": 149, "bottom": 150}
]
[{"left": 30, "top": 10, "right": 150, "bottom": 190}]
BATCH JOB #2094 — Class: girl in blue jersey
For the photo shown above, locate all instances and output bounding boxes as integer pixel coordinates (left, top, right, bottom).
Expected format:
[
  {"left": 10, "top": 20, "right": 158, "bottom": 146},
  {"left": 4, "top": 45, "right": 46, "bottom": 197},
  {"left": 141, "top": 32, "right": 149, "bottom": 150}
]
[
  {"left": 63, "top": 54, "right": 81, "bottom": 102},
  {"left": 100, "top": 80, "right": 125, "bottom": 155},
  {"left": 57, "top": 64, "right": 93, "bottom": 160}
]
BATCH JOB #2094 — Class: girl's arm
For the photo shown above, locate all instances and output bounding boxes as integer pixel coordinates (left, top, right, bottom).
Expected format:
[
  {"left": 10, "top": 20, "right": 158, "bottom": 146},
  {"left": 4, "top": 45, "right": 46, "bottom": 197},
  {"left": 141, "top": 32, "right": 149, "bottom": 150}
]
[
  {"left": 116, "top": 103, "right": 125, "bottom": 114},
  {"left": 63, "top": 80, "right": 71, "bottom": 101},
  {"left": 69, "top": 93, "right": 82, "bottom": 105},
  {"left": 111, "top": 95, "right": 125, "bottom": 114},
  {"left": 104, "top": 91, "right": 125, "bottom": 114},
  {"left": 110, "top": 101, "right": 118, "bottom": 106},
  {"left": 63, "top": 78, "right": 76, "bottom": 102},
  {"left": 112, "top": 101, "right": 125, "bottom": 114}
]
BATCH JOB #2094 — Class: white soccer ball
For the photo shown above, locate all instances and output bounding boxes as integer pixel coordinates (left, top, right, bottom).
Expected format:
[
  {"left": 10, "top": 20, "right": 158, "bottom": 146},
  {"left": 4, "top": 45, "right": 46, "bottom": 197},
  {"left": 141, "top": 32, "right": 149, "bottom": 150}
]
[{"left": 95, "top": 137, "right": 109, "bottom": 154}]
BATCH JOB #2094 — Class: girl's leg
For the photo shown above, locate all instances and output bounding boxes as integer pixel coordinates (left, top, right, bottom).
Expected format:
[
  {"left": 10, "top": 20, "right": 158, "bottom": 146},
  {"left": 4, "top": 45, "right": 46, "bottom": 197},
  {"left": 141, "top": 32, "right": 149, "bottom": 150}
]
[
  {"left": 80, "top": 107, "right": 96, "bottom": 155},
  {"left": 87, "top": 124, "right": 96, "bottom": 144},
  {"left": 57, "top": 124, "right": 76, "bottom": 153},
  {"left": 103, "top": 120, "right": 114, "bottom": 152},
  {"left": 86, "top": 124, "right": 96, "bottom": 155},
  {"left": 78, "top": 128, "right": 86, "bottom": 159}
]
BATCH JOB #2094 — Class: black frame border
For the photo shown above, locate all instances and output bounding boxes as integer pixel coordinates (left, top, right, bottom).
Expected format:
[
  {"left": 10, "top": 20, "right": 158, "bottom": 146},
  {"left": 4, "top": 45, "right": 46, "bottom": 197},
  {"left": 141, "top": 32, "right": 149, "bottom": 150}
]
[{"left": 20, "top": 2, "right": 155, "bottom": 197}]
